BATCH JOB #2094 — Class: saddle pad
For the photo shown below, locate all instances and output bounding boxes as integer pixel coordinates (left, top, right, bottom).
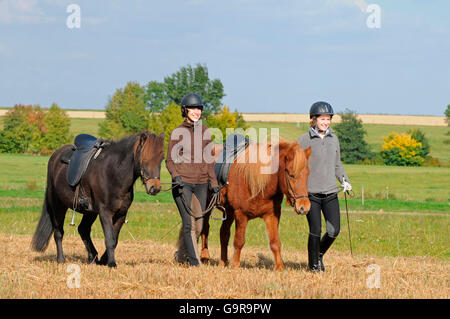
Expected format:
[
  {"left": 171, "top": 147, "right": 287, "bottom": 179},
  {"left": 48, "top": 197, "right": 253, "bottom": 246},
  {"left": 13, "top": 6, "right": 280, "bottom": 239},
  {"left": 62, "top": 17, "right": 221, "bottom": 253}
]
[{"left": 214, "top": 133, "right": 249, "bottom": 187}]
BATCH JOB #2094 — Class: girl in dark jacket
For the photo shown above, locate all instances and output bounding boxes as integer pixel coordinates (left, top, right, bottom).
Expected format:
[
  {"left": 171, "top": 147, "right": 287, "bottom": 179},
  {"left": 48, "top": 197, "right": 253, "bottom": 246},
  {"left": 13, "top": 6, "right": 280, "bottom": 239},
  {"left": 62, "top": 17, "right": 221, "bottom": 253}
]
[
  {"left": 298, "top": 102, "right": 352, "bottom": 272},
  {"left": 166, "top": 93, "right": 219, "bottom": 266}
]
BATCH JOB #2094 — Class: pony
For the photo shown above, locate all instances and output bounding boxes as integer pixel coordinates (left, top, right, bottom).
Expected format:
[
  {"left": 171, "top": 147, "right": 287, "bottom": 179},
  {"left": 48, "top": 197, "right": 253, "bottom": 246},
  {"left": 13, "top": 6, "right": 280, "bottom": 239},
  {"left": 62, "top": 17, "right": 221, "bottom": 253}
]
[
  {"left": 31, "top": 131, "right": 165, "bottom": 267},
  {"left": 200, "top": 140, "right": 311, "bottom": 271}
]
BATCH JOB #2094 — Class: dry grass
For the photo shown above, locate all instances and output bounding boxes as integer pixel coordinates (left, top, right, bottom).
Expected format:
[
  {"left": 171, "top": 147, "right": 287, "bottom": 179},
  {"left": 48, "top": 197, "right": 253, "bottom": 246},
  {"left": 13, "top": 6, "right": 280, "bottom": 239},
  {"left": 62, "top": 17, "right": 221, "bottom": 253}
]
[{"left": 0, "top": 233, "right": 448, "bottom": 299}]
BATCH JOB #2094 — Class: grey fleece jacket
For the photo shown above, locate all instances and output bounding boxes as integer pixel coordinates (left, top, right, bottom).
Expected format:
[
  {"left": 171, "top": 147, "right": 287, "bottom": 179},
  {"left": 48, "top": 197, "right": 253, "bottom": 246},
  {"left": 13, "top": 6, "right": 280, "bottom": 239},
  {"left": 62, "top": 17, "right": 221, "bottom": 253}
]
[{"left": 298, "top": 127, "right": 349, "bottom": 195}]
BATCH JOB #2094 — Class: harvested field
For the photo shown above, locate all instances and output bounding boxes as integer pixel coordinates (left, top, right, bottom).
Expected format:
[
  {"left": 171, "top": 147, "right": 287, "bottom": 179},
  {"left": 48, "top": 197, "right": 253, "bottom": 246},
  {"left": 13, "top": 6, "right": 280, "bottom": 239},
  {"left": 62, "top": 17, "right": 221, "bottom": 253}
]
[
  {"left": 1, "top": 110, "right": 446, "bottom": 126},
  {"left": 0, "top": 233, "right": 448, "bottom": 299}
]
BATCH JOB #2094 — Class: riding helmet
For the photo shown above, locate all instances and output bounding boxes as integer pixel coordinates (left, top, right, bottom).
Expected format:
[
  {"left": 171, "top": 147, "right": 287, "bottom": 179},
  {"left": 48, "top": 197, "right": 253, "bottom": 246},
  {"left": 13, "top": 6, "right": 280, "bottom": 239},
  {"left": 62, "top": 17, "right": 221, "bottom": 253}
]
[
  {"left": 180, "top": 93, "right": 204, "bottom": 117},
  {"left": 309, "top": 101, "right": 334, "bottom": 119}
]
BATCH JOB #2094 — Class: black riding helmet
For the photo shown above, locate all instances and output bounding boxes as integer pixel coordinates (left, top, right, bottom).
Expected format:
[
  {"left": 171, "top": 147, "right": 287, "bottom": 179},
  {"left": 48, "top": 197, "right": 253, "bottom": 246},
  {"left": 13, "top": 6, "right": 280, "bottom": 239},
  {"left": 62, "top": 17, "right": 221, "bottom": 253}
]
[
  {"left": 181, "top": 93, "right": 204, "bottom": 117},
  {"left": 309, "top": 101, "right": 334, "bottom": 119}
]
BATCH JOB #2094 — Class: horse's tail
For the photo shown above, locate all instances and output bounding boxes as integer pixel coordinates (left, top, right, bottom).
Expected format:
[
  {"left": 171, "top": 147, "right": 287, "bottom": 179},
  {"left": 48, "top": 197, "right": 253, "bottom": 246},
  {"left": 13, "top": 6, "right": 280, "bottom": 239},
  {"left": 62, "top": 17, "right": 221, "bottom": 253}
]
[{"left": 31, "top": 195, "right": 54, "bottom": 252}]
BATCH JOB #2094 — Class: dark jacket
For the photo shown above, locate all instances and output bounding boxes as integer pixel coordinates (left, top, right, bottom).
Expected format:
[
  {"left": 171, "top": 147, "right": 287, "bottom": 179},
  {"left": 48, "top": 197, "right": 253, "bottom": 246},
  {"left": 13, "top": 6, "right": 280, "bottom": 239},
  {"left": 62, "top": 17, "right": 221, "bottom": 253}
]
[
  {"left": 166, "top": 120, "right": 219, "bottom": 188},
  {"left": 298, "top": 127, "right": 349, "bottom": 194}
]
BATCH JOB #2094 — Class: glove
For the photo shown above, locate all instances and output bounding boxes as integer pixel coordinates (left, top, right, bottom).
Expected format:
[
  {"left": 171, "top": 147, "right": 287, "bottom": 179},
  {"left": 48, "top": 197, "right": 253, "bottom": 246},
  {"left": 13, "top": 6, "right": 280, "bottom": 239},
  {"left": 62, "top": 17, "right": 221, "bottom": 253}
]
[
  {"left": 342, "top": 180, "right": 352, "bottom": 192},
  {"left": 211, "top": 187, "right": 220, "bottom": 194},
  {"left": 174, "top": 176, "right": 184, "bottom": 187}
]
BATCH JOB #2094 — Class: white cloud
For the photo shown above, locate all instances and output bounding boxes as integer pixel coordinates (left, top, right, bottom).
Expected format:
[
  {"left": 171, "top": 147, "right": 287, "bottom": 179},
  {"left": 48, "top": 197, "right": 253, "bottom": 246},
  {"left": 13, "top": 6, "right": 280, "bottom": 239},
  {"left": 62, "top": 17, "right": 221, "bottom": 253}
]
[{"left": 0, "top": 0, "right": 49, "bottom": 24}]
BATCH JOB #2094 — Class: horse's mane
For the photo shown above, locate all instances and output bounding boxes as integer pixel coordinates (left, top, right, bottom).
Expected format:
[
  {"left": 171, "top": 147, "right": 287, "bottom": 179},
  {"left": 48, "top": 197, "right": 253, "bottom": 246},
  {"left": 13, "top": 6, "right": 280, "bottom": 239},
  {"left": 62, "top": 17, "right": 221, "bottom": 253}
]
[
  {"left": 107, "top": 131, "right": 163, "bottom": 164},
  {"left": 234, "top": 138, "right": 306, "bottom": 198}
]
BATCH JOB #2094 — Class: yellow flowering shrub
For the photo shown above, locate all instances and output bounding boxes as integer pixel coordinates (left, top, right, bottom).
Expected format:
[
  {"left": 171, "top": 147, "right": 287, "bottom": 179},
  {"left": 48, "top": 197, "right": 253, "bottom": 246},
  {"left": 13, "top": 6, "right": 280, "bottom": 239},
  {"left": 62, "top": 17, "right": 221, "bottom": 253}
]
[{"left": 381, "top": 132, "right": 424, "bottom": 166}]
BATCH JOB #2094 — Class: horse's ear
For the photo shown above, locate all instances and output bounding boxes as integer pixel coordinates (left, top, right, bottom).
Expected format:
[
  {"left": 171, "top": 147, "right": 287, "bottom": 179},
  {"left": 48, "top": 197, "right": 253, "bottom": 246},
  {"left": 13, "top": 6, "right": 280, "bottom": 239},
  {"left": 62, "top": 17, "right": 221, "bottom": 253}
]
[
  {"left": 304, "top": 146, "right": 312, "bottom": 159},
  {"left": 159, "top": 132, "right": 165, "bottom": 139}
]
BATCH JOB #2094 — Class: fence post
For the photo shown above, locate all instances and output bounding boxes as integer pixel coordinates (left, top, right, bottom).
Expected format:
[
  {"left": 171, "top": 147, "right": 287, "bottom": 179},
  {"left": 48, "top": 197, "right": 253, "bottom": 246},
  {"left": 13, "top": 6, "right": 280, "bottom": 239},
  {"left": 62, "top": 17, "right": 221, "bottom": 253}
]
[{"left": 362, "top": 184, "right": 364, "bottom": 206}]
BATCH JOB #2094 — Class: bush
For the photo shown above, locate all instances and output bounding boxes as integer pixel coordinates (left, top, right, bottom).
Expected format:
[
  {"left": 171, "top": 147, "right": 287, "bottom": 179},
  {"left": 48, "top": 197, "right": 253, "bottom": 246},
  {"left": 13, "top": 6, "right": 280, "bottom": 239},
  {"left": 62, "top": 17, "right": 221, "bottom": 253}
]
[
  {"left": 381, "top": 132, "right": 424, "bottom": 166},
  {"left": 0, "top": 104, "right": 42, "bottom": 153},
  {"left": 0, "top": 104, "right": 71, "bottom": 154},
  {"left": 206, "top": 105, "right": 249, "bottom": 142},
  {"left": 407, "top": 128, "right": 430, "bottom": 158}
]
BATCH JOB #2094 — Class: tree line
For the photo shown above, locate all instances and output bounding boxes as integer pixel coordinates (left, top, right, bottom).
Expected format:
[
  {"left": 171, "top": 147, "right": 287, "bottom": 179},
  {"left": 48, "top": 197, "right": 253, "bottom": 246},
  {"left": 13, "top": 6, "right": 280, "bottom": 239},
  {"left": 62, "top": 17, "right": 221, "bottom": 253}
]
[{"left": 0, "top": 63, "right": 448, "bottom": 167}]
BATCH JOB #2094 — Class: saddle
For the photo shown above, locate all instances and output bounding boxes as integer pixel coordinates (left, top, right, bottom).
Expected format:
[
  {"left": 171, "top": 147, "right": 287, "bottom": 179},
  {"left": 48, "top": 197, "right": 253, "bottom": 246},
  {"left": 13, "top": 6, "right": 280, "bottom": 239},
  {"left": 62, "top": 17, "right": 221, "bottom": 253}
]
[
  {"left": 61, "top": 134, "right": 106, "bottom": 187},
  {"left": 214, "top": 133, "right": 249, "bottom": 187}
]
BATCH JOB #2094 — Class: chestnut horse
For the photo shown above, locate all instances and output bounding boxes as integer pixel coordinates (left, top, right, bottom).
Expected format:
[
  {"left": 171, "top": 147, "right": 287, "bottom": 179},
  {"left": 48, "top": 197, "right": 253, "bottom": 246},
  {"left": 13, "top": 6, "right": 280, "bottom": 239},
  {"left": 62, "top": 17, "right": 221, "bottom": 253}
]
[
  {"left": 31, "top": 131, "right": 164, "bottom": 267},
  {"left": 201, "top": 140, "right": 311, "bottom": 271}
]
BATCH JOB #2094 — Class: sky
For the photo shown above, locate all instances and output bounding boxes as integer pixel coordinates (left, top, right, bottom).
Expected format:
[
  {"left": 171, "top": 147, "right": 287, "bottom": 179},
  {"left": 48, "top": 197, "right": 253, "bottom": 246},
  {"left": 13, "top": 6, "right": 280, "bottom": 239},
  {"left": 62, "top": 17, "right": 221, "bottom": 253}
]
[{"left": 0, "top": 0, "right": 449, "bottom": 116}]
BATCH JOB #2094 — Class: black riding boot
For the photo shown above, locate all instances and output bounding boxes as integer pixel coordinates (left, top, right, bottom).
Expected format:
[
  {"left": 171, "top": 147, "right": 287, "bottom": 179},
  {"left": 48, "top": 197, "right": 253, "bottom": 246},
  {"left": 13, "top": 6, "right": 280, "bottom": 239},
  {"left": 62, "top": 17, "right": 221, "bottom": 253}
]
[
  {"left": 308, "top": 234, "right": 321, "bottom": 272},
  {"left": 319, "top": 233, "right": 336, "bottom": 272}
]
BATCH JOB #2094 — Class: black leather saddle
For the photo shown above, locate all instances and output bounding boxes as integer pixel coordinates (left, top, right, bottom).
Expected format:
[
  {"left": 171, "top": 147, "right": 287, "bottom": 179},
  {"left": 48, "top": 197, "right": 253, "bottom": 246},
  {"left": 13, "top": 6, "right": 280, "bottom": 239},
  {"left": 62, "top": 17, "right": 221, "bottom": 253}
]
[
  {"left": 214, "top": 133, "right": 249, "bottom": 187},
  {"left": 62, "top": 134, "right": 106, "bottom": 187}
]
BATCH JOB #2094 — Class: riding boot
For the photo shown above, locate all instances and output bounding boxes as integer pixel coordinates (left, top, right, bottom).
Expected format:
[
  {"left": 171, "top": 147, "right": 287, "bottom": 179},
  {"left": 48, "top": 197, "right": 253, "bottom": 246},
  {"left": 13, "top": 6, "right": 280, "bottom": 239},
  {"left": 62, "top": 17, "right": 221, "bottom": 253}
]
[
  {"left": 307, "top": 234, "right": 321, "bottom": 272},
  {"left": 319, "top": 232, "right": 336, "bottom": 272}
]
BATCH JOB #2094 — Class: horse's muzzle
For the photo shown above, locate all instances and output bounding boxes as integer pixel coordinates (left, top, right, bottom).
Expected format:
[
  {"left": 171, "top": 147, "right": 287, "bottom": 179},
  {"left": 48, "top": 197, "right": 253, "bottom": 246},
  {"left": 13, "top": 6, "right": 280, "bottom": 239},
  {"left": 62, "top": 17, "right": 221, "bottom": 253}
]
[
  {"left": 145, "top": 180, "right": 161, "bottom": 195},
  {"left": 294, "top": 199, "right": 310, "bottom": 216}
]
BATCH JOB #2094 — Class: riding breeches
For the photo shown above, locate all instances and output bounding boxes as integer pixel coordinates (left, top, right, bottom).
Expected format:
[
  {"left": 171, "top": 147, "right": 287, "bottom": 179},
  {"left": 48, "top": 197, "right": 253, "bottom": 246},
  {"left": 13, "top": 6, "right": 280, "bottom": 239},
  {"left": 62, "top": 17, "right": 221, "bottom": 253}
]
[
  {"left": 307, "top": 192, "right": 341, "bottom": 239},
  {"left": 172, "top": 182, "right": 208, "bottom": 266}
]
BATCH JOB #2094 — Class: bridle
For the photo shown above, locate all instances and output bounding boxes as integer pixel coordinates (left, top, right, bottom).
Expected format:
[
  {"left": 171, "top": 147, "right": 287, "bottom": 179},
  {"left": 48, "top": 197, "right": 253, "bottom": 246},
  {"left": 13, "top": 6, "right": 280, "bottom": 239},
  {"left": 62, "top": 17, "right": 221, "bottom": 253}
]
[{"left": 284, "top": 158, "right": 308, "bottom": 205}]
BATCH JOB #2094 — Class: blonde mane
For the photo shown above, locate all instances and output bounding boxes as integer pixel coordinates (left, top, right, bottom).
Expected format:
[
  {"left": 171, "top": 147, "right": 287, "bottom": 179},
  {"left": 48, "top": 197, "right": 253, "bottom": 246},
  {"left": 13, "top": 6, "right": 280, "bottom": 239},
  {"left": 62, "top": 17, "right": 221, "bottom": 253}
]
[{"left": 234, "top": 139, "right": 306, "bottom": 198}]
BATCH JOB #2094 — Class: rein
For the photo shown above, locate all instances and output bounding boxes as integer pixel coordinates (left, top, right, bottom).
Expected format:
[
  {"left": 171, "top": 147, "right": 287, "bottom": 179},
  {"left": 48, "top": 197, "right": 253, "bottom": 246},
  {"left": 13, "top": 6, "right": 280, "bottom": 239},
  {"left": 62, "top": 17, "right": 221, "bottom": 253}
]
[{"left": 179, "top": 185, "right": 227, "bottom": 221}]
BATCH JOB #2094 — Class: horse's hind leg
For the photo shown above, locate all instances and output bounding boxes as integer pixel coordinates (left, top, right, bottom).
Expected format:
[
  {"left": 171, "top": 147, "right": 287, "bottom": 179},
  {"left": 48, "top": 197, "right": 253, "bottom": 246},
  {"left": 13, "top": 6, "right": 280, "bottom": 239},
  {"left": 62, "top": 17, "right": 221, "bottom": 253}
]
[
  {"left": 200, "top": 214, "right": 210, "bottom": 264},
  {"left": 219, "top": 210, "right": 235, "bottom": 266},
  {"left": 51, "top": 202, "right": 68, "bottom": 263},
  {"left": 263, "top": 213, "right": 284, "bottom": 271},
  {"left": 78, "top": 213, "right": 99, "bottom": 264}
]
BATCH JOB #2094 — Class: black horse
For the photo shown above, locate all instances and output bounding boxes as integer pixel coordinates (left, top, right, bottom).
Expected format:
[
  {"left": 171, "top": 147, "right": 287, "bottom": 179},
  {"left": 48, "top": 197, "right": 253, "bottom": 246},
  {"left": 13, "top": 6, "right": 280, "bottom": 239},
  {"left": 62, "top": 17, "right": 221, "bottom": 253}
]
[{"left": 31, "top": 131, "right": 164, "bottom": 267}]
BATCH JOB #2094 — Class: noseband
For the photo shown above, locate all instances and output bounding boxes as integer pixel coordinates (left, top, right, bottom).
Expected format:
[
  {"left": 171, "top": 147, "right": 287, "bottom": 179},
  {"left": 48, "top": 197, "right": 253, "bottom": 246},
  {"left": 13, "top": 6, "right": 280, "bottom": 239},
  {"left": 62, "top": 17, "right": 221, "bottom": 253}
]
[{"left": 140, "top": 167, "right": 160, "bottom": 183}]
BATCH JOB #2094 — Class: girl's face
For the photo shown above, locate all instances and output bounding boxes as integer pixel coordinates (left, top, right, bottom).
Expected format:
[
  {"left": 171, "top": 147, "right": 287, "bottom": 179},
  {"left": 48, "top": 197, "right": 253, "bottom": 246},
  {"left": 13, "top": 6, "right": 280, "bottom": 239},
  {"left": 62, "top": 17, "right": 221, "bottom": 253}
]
[
  {"left": 186, "top": 107, "right": 202, "bottom": 122},
  {"left": 316, "top": 114, "right": 331, "bottom": 132}
]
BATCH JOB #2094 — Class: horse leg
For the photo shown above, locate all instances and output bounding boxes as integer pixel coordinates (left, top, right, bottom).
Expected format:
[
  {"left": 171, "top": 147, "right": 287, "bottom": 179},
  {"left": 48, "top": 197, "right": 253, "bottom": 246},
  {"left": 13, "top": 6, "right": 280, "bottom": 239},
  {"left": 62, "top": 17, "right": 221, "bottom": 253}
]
[
  {"left": 263, "top": 213, "right": 284, "bottom": 271},
  {"left": 51, "top": 201, "right": 67, "bottom": 264},
  {"left": 219, "top": 210, "right": 235, "bottom": 267},
  {"left": 77, "top": 213, "right": 99, "bottom": 264},
  {"left": 200, "top": 214, "right": 210, "bottom": 264},
  {"left": 231, "top": 210, "right": 248, "bottom": 269},
  {"left": 99, "top": 213, "right": 126, "bottom": 267},
  {"left": 98, "top": 210, "right": 117, "bottom": 267}
]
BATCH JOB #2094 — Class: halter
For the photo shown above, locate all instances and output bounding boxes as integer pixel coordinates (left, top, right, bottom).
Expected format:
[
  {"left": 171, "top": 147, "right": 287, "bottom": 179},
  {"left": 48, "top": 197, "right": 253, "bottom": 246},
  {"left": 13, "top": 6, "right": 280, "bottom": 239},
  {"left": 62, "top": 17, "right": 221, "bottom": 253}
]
[{"left": 140, "top": 167, "right": 160, "bottom": 183}]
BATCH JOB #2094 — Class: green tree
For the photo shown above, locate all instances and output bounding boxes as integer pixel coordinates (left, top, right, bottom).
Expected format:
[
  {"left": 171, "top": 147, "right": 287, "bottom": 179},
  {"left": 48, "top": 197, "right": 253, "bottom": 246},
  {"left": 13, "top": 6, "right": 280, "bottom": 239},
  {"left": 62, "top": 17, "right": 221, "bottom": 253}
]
[
  {"left": 155, "top": 102, "right": 184, "bottom": 152},
  {"left": 144, "top": 80, "right": 169, "bottom": 113},
  {"left": 40, "top": 103, "right": 72, "bottom": 154},
  {"left": 333, "top": 109, "right": 373, "bottom": 163},
  {"left": 206, "top": 105, "right": 249, "bottom": 142},
  {"left": 163, "top": 63, "right": 225, "bottom": 117},
  {"left": 99, "top": 82, "right": 149, "bottom": 139},
  {"left": 0, "top": 105, "right": 40, "bottom": 153}
]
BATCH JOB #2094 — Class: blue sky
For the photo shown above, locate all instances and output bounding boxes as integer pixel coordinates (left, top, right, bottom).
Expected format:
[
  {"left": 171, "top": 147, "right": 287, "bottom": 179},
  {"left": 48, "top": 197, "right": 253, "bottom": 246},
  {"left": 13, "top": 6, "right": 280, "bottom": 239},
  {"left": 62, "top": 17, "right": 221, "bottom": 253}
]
[{"left": 0, "top": 0, "right": 449, "bottom": 115}]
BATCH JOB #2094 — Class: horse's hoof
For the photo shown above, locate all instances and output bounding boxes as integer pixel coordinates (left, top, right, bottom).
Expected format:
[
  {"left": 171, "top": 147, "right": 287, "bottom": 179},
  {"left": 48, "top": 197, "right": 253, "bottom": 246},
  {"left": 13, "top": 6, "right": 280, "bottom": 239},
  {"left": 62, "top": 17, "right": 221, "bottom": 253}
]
[
  {"left": 57, "top": 257, "right": 65, "bottom": 263},
  {"left": 200, "top": 257, "right": 210, "bottom": 264},
  {"left": 275, "top": 265, "right": 284, "bottom": 271},
  {"left": 107, "top": 262, "right": 117, "bottom": 268}
]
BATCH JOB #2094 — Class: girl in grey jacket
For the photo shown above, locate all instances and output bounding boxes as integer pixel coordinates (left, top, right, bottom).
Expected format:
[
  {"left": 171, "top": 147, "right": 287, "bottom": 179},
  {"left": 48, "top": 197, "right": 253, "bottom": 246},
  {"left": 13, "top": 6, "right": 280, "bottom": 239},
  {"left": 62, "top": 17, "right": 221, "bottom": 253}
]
[{"left": 298, "top": 102, "right": 352, "bottom": 272}]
